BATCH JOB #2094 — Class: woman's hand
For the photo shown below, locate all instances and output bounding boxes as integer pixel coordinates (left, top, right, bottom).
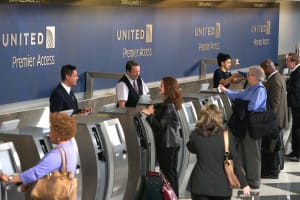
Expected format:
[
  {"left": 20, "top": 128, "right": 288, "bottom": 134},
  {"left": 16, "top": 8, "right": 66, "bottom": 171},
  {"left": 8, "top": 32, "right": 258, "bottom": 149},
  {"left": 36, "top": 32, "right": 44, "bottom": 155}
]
[{"left": 243, "top": 185, "right": 251, "bottom": 196}]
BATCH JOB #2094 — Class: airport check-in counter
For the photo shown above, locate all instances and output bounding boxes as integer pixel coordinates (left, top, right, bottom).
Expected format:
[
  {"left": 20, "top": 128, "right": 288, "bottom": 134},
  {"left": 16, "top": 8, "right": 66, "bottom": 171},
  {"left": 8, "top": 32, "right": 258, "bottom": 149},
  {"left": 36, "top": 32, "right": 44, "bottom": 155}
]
[
  {"left": 183, "top": 90, "right": 231, "bottom": 123},
  {"left": 97, "top": 106, "right": 156, "bottom": 200},
  {"left": 200, "top": 89, "right": 233, "bottom": 122},
  {"left": 0, "top": 127, "right": 52, "bottom": 200},
  {"left": 177, "top": 102, "right": 198, "bottom": 198},
  {"left": 75, "top": 116, "right": 128, "bottom": 200},
  {"left": 0, "top": 141, "right": 22, "bottom": 200}
]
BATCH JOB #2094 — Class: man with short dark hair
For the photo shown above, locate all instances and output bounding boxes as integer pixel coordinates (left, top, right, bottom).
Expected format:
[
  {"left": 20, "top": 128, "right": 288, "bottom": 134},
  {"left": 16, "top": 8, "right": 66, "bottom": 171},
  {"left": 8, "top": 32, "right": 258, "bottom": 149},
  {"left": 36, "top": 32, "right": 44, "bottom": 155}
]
[
  {"left": 50, "top": 64, "right": 91, "bottom": 116},
  {"left": 116, "top": 60, "right": 149, "bottom": 107},
  {"left": 261, "top": 59, "right": 288, "bottom": 131},
  {"left": 286, "top": 53, "right": 300, "bottom": 161}
]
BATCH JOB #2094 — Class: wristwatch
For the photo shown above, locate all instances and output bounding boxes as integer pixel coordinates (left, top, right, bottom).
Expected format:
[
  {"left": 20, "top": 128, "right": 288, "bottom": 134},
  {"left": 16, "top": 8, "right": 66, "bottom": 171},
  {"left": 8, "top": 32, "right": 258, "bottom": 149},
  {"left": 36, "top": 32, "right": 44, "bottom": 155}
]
[{"left": 8, "top": 175, "right": 13, "bottom": 182}]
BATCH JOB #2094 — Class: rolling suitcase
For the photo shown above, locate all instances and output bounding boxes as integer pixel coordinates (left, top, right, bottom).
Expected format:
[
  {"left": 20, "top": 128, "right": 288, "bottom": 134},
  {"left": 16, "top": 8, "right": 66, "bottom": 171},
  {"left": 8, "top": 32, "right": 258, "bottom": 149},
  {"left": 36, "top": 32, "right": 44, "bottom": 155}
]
[{"left": 144, "top": 171, "right": 178, "bottom": 200}]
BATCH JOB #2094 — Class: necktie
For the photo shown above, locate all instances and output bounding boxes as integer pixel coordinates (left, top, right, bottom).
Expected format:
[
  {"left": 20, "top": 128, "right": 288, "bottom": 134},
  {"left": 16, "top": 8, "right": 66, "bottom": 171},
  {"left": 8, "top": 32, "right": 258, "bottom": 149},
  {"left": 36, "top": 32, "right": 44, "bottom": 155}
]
[
  {"left": 70, "top": 90, "right": 76, "bottom": 102},
  {"left": 133, "top": 80, "right": 139, "bottom": 93}
]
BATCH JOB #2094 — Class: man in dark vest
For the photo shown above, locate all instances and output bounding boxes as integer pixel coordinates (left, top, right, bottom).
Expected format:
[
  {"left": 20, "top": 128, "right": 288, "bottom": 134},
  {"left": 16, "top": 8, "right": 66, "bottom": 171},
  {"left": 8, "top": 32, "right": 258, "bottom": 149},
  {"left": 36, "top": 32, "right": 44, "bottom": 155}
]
[{"left": 116, "top": 60, "right": 149, "bottom": 107}]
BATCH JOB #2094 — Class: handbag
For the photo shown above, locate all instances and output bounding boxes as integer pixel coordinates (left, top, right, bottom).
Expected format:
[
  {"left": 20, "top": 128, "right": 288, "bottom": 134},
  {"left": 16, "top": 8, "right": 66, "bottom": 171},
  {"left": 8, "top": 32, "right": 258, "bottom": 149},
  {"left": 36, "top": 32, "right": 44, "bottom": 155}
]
[
  {"left": 30, "top": 146, "right": 77, "bottom": 200},
  {"left": 223, "top": 130, "right": 241, "bottom": 189},
  {"left": 145, "top": 171, "right": 178, "bottom": 200},
  {"left": 160, "top": 173, "right": 178, "bottom": 200}
]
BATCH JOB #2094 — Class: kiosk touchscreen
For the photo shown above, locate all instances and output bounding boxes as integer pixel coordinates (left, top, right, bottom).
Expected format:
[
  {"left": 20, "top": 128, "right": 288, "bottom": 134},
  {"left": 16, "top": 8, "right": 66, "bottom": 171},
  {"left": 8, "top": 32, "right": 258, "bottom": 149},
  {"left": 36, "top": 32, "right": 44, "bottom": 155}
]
[
  {"left": 181, "top": 101, "right": 197, "bottom": 129},
  {"left": 183, "top": 92, "right": 230, "bottom": 123},
  {"left": 183, "top": 93, "right": 212, "bottom": 119},
  {"left": 199, "top": 90, "right": 233, "bottom": 122},
  {"left": 0, "top": 119, "right": 20, "bottom": 132},
  {"left": 210, "top": 95, "right": 229, "bottom": 122},
  {"left": 75, "top": 116, "right": 128, "bottom": 200},
  {"left": 105, "top": 122, "right": 123, "bottom": 146},
  {"left": 0, "top": 141, "right": 23, "bottom": 200}
]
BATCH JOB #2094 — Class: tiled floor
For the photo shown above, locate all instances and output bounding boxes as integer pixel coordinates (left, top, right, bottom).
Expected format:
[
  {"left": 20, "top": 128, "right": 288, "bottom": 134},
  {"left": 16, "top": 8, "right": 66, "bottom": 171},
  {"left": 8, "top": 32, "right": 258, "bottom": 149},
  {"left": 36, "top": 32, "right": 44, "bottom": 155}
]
[
  {"left": 181, "top": 160, "right": 300, "bottom": 200},
  {"left": 232, "top": 160, "right": 300, "bottom": 200}
]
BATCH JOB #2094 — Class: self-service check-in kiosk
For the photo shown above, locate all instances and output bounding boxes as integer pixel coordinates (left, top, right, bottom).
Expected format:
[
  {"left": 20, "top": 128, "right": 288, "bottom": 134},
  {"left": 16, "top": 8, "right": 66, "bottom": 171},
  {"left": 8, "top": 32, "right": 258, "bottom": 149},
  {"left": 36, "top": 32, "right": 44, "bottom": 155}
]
[
  {"left": 0, "top": 127, "right": 52, "bottom": 200},
  {"left": 97, "top": 106, "right": 156, "bottom": 200},
  {"left": 0, "top": 141, "right": 22, "bottom": 200},
  {"left": 183, "top": 90, "right": 230, "bottom": 122},
  {"left": 200, "top": 89, "right": 232, "bottom": 122},
  {"left": 177, "top": 102, "right": 198, "bottom": 198},
  {"left": 0, "top": 126, "right": 82, "bottom": 200},
  {"left": 75, "top": 116, "right": 128, "bottom": 200},
  {"left": 0, "top": 127, "right": 51, "bottom": 172}
]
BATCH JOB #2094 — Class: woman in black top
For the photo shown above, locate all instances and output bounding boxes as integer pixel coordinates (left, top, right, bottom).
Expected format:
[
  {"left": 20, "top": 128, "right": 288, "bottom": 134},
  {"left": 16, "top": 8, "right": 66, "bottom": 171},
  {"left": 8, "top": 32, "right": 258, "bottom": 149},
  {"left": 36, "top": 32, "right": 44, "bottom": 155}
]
[
  {"left": 213, "top": 52, "right": 242, "bottom": 88},
  {"left": 187, "top": 104, "right": 251, "bottom": 200},
  {"left": 142, "top": 76, "right": 182, "bottom": 197}
]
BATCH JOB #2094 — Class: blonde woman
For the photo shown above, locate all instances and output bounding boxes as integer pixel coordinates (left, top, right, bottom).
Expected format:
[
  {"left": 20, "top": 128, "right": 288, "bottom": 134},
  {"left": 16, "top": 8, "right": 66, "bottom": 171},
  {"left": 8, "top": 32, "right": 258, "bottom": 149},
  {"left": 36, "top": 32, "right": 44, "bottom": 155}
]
[{"left": 187, "top": 104, "right": 250, "bottom": 200}]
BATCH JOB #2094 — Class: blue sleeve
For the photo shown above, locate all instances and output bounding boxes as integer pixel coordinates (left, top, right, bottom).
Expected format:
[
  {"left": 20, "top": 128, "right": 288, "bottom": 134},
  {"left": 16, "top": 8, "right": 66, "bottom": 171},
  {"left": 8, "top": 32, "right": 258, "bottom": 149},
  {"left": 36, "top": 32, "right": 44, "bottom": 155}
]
[
  {"left": 248, "top": 87, "right": 267, "bottom": 112},
  {"left": 225, "top": 89, "right": 245, "bottom": 100},
  {"left": 226, "top": 84, "right": 267, "bottom": 112},
  {"left": 20, "top": 148, "right": 62, "bottom": 185}
]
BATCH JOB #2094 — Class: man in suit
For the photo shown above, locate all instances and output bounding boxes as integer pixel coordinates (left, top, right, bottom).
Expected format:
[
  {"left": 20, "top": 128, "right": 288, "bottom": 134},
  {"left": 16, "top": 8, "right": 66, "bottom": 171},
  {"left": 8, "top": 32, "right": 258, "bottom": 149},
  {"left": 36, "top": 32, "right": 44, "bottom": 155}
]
[
  {"left": 260, "top": 59, "right": 288, "bottom": 177},
  {"left": 285, "top": 53, "right": 300, "bottom": 161},
  {"left": 116, "top": 60, "right": 149, "bottom": 107},
  {"left": 50, "top": 64, "right": 91, "bottom": 116}
]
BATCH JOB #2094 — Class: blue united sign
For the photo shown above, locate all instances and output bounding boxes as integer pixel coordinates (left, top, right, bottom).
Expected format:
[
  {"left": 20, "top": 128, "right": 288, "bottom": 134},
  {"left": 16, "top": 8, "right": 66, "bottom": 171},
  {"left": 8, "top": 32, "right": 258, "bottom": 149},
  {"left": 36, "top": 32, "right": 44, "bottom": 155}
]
[{"left": 0, "top": 5, "right": 279, "bottom": 105}]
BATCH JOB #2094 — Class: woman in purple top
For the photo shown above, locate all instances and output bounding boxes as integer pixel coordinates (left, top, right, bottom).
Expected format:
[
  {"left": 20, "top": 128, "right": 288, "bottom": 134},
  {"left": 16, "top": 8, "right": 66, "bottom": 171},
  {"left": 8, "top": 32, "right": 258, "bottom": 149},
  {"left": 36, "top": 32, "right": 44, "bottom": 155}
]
[{"left": 0, "top": 112, "right": 78, "bottom": 187}]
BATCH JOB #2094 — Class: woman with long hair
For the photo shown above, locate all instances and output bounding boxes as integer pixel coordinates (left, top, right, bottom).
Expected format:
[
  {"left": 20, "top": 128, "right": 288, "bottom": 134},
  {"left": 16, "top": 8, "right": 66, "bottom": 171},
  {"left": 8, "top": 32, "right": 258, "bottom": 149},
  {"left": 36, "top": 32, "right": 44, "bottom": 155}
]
[
  {"left": 187, "top": 104, "right": 251, "bottom": 200},
  {"left": 142, "top": 76, "right": 182, "bottom": 196}
]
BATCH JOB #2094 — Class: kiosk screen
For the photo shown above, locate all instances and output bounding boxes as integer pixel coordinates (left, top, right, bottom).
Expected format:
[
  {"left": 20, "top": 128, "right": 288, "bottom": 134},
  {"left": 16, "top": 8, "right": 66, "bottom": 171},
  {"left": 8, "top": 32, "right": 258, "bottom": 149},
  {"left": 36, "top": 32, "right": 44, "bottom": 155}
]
[
  {"left": 0, "top": 119, "right": 20, "bottom": 131},
  {"left": 183, "top": 102, "right": 197, "bottom": 124},
  {"left": 0, "top": 142, "right": 19, "bottom": 175},
  {"left": 185, "top": 104, "right": 197, "bottom": 124},
  {"left": 106, "top": 123, "right": 122, "bottom": 146}
]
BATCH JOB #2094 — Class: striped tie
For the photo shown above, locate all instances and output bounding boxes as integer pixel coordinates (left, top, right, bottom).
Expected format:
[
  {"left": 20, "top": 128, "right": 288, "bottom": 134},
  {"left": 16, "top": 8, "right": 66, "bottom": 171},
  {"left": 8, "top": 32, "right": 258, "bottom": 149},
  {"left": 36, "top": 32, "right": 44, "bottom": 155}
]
[{"left": 133, "top": 80, "right": 139, "bottom": 93}]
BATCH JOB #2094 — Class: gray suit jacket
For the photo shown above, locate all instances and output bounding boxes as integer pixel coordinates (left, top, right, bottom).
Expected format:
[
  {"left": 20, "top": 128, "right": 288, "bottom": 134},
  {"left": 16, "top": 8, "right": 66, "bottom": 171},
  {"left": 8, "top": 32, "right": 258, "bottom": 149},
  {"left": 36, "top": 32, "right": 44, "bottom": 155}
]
[{"left": 264, "top": 72, "right": 288, "bottom": 129}]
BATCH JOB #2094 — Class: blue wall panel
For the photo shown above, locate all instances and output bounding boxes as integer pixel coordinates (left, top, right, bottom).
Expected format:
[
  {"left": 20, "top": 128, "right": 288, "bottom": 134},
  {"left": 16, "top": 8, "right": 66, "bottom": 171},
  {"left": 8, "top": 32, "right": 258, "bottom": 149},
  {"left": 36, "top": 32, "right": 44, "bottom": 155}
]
[{"left": 0, "top": 5, "right": 279, "bottom": 105}]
